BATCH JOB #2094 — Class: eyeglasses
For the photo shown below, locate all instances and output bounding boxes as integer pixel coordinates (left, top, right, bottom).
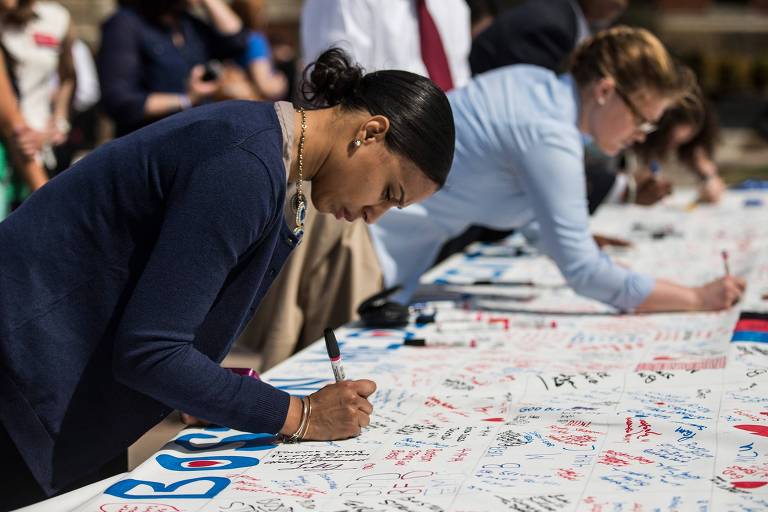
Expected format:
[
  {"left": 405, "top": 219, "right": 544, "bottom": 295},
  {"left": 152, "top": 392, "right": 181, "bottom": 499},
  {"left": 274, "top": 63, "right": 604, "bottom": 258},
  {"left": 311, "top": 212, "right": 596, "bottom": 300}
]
[{"left": 614, "top": 87, "right": 658, "bottom": 135}]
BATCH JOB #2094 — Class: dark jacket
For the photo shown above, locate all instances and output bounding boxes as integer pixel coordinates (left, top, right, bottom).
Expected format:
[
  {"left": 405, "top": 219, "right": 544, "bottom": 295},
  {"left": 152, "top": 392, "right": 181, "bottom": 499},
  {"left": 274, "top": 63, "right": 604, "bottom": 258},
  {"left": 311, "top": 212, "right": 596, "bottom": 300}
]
[
  {"left": 0, "top": 101, "right": 296, "bottom": 495},
  {"left": 469, "top": 0, "right": 578, "bottom": 75}
]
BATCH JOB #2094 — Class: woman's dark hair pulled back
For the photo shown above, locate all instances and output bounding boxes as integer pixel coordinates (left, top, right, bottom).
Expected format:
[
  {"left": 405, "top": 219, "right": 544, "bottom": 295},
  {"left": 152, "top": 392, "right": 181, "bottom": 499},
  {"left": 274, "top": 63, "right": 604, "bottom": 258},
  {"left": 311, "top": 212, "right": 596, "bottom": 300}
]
[{"left": 301, "top": 48, "right": 454, "bottom": 188}]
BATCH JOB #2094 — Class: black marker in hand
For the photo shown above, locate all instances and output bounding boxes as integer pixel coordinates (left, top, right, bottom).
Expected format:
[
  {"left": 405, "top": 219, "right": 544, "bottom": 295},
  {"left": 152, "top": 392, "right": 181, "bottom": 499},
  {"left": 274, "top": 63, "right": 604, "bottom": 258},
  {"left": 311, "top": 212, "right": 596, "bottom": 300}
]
[{"left": 324, "top": 327, "right": 346, "bottom": 381}]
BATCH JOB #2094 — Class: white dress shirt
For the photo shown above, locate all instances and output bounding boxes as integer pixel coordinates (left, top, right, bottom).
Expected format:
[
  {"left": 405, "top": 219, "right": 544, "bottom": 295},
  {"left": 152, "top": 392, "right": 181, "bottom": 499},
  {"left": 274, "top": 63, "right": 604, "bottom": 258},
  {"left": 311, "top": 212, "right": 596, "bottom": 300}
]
[{"left": 301, "top": 0, "right": 471, "bottom": 88}]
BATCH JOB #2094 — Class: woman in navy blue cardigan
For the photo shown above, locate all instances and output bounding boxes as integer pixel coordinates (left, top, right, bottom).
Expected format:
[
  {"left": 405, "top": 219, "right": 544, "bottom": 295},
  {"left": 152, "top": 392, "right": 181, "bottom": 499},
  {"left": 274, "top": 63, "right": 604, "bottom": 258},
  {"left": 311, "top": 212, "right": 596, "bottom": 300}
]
[
  {"left": 98, "top": 0, "right": 247, "bottom": 137},
  {"left": 0, "top": 48, "right": 455, "bottom": 509}
]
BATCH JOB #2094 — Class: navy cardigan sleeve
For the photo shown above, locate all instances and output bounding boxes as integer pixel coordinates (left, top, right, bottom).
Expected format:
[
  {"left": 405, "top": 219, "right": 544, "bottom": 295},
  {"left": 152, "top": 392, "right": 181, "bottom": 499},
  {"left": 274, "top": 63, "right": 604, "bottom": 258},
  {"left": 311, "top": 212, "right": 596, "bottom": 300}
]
[{"left": 111, "top": 145, "right": 290, "bottom": 434}]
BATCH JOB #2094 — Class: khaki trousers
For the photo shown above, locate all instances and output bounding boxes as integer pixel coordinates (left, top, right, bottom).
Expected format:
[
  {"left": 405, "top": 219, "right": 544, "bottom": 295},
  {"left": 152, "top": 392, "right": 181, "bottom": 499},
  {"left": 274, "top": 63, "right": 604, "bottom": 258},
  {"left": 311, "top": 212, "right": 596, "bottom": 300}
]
[{"left": 236, "top": 198, "right": 383, "bottom": 370}]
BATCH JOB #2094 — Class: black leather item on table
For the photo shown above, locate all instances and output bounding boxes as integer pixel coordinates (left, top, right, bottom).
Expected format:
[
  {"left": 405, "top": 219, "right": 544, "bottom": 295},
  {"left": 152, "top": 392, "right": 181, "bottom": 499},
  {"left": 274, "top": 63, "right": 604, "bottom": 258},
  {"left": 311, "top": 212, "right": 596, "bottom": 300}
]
[{"left": 357, "top": 285, "right": 410, "bottom": 328}]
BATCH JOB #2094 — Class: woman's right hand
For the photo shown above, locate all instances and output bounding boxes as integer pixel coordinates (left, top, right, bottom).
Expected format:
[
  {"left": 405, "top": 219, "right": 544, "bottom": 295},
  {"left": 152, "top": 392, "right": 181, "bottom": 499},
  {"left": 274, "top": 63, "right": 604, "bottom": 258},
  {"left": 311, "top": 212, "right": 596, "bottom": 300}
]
[
  {"left": 695, "top": 275, "right": 746, "bottom": 310},
  {"left": 187, "top": 65, "right": 220, "bottom": 106},
  {"left": 697, "top": 175, "right": 726, "bottom": 204},
  {"left": 635, "top": 174, "right": 673, "bottom": 206},
  {"left": 288, "top": 379, "right": 376, "bottom": 441},
  {"left": 12, "top": 124, "right": 47, "bottom": 159}
]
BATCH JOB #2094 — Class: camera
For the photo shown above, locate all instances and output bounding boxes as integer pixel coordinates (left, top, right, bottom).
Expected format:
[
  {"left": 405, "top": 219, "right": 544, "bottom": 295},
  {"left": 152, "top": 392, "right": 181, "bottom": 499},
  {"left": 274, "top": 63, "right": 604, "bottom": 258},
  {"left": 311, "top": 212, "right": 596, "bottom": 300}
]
[{"left": 201, "top": 60, "right": 222, "bottom": 82}]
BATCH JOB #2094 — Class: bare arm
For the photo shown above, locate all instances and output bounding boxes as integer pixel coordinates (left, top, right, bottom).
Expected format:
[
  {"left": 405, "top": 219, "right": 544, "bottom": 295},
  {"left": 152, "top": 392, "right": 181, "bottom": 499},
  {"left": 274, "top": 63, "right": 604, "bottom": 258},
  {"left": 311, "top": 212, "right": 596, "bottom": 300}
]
[
  {"left": 51, "top": 23, "right": 75, "bottom": 144},
  {"left": 0, "top": 54, "right": 19, "bottom": 138},
  {"left": 0, "top": 53, "right": 47, "bottom": 191},
  {"left": 143, "top": 93, "right": 191, "bottom": 119},
  {"left": 199, "top": 0, "right": 242, "bottom": 35},
  {"left": 690, "top": 146, "right": 726, "bottom": 203},
  {"left": 248, "top": 59, "right": 287, "bottom": 100},
  {"left": 635, "top": 276, "right": 746, "bottom": 312},
  {"left": 142, "top": 65, "right": 218, "bottom": 119}
]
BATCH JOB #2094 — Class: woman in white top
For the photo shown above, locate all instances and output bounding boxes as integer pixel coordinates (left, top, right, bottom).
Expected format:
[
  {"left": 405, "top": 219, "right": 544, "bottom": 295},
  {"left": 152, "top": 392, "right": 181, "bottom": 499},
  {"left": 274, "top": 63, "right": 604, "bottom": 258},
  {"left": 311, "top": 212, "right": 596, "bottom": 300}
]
[{"left": 0, "top": 0, "right": 75, "bottom": 172}]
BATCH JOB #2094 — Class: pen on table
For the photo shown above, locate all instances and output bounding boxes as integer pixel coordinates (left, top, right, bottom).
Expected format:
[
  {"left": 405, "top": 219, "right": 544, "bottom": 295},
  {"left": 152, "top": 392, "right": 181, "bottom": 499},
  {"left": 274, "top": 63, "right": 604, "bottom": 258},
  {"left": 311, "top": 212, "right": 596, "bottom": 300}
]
[
  {"left": 471, "top": 279, "right": 535, "bottom": 287},
  {"left": 721, "top": 250, "right": 730, "bottom": 276},
  {"left": 404, "top": 337, "right": 478, "bottom": 348},
  {"left": 323, "top": 327, "right": 346, "bottom": 381}
]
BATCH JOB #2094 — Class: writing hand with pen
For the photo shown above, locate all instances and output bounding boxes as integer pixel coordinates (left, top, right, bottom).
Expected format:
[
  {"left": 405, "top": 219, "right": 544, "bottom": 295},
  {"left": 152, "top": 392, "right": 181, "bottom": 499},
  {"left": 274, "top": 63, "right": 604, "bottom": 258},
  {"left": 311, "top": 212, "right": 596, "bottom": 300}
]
[
  {"left": 694, "top": 276, "right": 746, "bottom": 310},
  {"left": 634, "top": 172, "right": 673, "bottom": 206},
  {"left": 695, "top": 251, "right": 746, "bottom": 310},
  {"left": 278, "top": 328, "right": 376, "bottom": 441}
]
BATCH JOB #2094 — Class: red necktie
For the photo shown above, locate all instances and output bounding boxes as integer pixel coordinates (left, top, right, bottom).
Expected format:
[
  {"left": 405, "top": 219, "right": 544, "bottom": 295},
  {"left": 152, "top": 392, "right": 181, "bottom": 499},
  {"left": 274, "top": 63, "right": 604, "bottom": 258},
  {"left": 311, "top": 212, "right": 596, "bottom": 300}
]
[{"left": 416, "top": 0, "right": 454, "bottom": 91}]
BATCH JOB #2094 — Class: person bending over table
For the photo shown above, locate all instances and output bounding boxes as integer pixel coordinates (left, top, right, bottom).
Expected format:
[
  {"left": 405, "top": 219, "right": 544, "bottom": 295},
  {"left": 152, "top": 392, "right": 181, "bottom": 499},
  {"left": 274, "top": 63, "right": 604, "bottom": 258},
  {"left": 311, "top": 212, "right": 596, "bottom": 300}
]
[
  {"left": 633, "top": 90, "right": 726, "bottom": 204},
  {"left": 586, "top": 84, "right": 726, "bottom": 213},
  {"left": 0, "top": 48, "right": 455, "bottom": 510},
  {"left": 370, "top": 27, "right": 745, "bottom": 311},
  {"left": 238, "top": 27, "right": 746, "bottom": 377}
]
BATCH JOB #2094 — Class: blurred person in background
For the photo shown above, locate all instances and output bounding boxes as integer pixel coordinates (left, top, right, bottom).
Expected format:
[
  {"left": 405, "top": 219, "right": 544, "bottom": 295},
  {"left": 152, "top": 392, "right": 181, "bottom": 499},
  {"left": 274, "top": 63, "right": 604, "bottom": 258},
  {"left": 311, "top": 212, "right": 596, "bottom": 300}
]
[
  {"left": 0, "top": 48, "right": 47, "bottom": 217},
  {"left": 97, "top": 0, "right": 246, "bottom": 137},
  {"left": 301, "top": 0, "right": 471, "bottom": 91},
  {"left": 0, "top": 0, "right": 75, "bottom": 176},
  {"left": 236, "top": 0, "right": 472, "bottom": 369},
  {"left": 470, "top": 0, "right": 628, "bottom": 76},
  {"left": 50, "top": 38, "right": 101, "bottom": 174},
  {"left": 634, "top": 93, "right": 725, "bottom": 204},
  {"left": 465, "top": 0, "right": 500, "bottom": 39},
  {"left": 586, "top": 85, "right": 726, "bottom": 213},
  {"left": 230, "top": 0, "right": 288, "bottom": 100}
]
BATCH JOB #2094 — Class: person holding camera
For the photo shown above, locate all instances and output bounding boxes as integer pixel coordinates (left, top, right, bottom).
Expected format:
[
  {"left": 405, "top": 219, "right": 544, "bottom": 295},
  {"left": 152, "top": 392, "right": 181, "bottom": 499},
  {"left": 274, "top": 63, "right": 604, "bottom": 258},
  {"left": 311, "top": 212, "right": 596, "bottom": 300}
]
[{"left": 97, "top": 0, "right": 246, "bottom": 136}]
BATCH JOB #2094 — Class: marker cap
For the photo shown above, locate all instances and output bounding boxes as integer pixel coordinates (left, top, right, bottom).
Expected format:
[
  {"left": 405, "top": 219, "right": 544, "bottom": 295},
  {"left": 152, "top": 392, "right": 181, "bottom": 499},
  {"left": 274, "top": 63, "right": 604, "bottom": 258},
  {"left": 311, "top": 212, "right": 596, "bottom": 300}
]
[{"left": 324, "top": 327, "right": 341, "bottom": 358}]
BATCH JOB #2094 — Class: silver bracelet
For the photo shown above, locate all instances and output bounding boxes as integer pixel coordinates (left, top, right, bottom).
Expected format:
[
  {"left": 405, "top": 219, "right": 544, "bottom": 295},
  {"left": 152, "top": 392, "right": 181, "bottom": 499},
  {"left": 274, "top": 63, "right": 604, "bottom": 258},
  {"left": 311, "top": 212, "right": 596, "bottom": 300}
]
[
  {"left": 178, "top": 94, "right": 192, "bottom": 111},
  {"left": 284, "top": 397, "right": 309, "bottom": 443},
  {"left": 298, "top": 396, "right": 312, "bottom": 440}
]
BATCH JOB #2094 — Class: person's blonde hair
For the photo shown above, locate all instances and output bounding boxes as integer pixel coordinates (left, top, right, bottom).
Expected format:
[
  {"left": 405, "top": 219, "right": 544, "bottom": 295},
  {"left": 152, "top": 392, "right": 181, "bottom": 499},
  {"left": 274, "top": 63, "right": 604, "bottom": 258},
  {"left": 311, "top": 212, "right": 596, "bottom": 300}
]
[{"left": 569, "top": 26, "right": 694, "bottom": 101}]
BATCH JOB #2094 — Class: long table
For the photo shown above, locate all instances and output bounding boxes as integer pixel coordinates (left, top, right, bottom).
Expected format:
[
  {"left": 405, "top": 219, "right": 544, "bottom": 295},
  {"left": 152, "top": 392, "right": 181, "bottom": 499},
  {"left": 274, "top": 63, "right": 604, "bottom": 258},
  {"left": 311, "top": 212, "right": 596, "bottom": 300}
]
[{"left": 48, "top": 189, "right": 768, "bottom": 511}]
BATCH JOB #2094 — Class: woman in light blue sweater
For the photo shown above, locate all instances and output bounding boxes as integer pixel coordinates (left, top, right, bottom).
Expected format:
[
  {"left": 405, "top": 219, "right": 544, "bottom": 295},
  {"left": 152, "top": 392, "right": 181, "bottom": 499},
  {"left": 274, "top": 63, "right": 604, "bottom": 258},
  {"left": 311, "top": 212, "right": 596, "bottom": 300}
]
[{"left": 371, "top": 27, "right": 745, "bottom": 312}]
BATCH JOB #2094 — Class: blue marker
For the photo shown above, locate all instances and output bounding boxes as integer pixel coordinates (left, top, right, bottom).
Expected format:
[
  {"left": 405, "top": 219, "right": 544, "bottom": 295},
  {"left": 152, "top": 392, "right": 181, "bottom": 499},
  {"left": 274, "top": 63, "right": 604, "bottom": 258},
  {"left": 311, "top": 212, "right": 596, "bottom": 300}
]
[{"left": 649, "top": 160, "right": 661, "bottom": 176}]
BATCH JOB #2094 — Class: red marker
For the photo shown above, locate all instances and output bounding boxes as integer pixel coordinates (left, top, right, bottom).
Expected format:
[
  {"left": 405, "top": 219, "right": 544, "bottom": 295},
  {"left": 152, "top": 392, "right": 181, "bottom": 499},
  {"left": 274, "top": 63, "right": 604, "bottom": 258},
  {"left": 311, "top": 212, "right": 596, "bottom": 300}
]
[{"left": 722, "top": 250, "right": 731, "bottom": 276}]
